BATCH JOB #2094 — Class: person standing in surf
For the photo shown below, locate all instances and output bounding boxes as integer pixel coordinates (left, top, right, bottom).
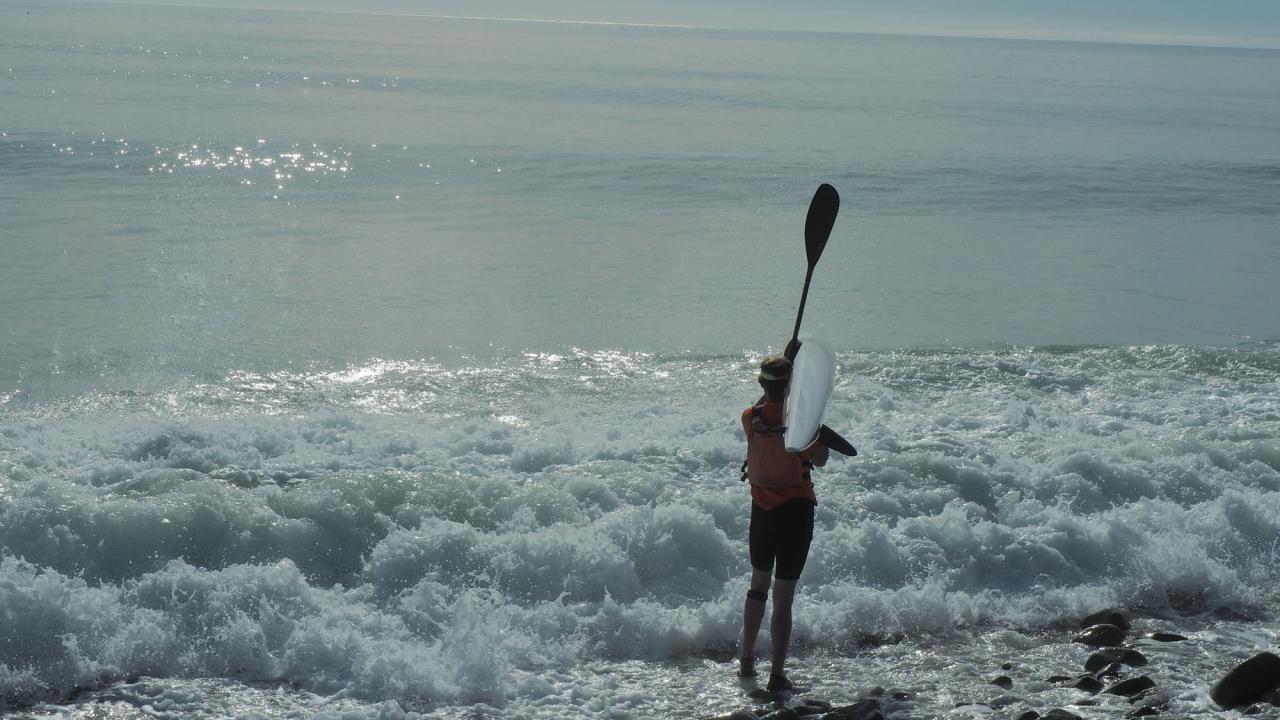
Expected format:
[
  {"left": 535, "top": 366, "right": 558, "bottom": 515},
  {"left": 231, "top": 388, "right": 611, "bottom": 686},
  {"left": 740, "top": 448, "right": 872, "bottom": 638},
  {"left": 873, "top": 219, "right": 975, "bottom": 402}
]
[{"left": 738, "top": 345, "right": 828, "bottom": 692}]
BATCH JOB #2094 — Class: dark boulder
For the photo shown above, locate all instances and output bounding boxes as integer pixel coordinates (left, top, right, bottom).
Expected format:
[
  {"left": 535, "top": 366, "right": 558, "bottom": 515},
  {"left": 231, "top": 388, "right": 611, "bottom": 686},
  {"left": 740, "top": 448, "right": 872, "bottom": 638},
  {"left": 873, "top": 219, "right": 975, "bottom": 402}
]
[
  {"left": 1106, "top": 676, "right": 1157, "bottom": 697},
  {"left": 1211, "top": 652, "right": 1280, "bottom": 709},
  {"left": 1128, "top": 687, "right": 1160, "bottom": 705},
  {"left": 1048, "top": 675, "right": 1073, "bottom": 683},
  {"left": 1074, "top": 624, "right": 1126, "bottom": 647},
  {"left": 1085, "top": 648, "right": 1149, "bottom": 673},
  {"left": 1148, "top": 632, "right": 1188, "bottom": 642},
  {"left": 1072, "top": 675, "right": 1104, "bottom": 694},
  {"left": 1014, "top": 712, "right": 1040, "bottom": 720},
  {"left": 1244, "top": 689, "right": 1280, "bottom": 713},
  {"left": 1126, "top": 704, "right": 1166, "bottom": 718},
  {"left": 759, "top": 709, "right": 799, "bottom": 720},
  {"left": 1042, "top": 710, "right": 1085, "bottom": 720},
  {"left": 1081, "top": 608, "right": 1131, "bottom": 633},
  {"left": 991, "top": 675, "right": 1013, "bottom": 690}
]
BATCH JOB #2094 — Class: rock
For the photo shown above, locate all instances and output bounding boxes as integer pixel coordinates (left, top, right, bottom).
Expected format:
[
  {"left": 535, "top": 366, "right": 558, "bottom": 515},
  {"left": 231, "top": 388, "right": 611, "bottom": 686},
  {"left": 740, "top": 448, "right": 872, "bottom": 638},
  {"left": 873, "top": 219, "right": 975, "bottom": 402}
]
[
  {"left": 1125, "top": 705, "right": 1165, "bottom": 718},
  {"left": 1128, "top": 687, "right": 1160, "bottom": 705},
  {"left": 1072, "top": 699, "right": 1099, "bottom": 706},
  {"left": 795, "top": 706, "right": 823, "bottom": 717},
  {"left": 1106, "top": 676, "right": 1157, "bottom": 697},
  {"left": 1085, "top": 648, "right": 1149, "bottom": 673},
  {"left": 1072, "top": 675, "right": 1104, "bottom": 694},
  {"left": 760, "top": 709, "right": 799, "bottom": 720},
  {"left": 823, "top": 699, "right": 883, "bottom": 720},
  {"left": 989, "top": 695, "right": 1021, "bottom": 709},
  {"left": 1002, "top": 662, "right": 1014, "bottom": 671},
  {"left": 889, "top": 691, "right": 913, "bottom": 701},
  {"left": 723, "top": 711, "right": 760, "bottom": 720},
  {"left": 1042, "top": 710, "right": 1085, "bottom": 720},
  {"left": 991, "top": 675, "right": 1013, "bottom": 690},
  {"left": 802, "top": 699, "right": 833, "bottom": 712},
  {"left": 1260, "top": 687, "right": 1280, "bottom": 706},
  {"left": 1211, "top": 652, "right": 1280, "bottom": 709},
  {"left": 1074, "top": 623, "right": 1126, "bottom": 647},
  {"left": 1148, "top": 632, "right": 1188, "bottom": 642},
  {"left": 1081, "top": 608, "right": 1131, "bottom": 633},
  {"left": 1015, "top": 712, "right": 1040, "bottom": 720},
  {"left": 748, "top": 688, "right": 775, "bottom": 701},
  {"left": 1048, "top": 675, "right": 1074, "bottom": 683}
]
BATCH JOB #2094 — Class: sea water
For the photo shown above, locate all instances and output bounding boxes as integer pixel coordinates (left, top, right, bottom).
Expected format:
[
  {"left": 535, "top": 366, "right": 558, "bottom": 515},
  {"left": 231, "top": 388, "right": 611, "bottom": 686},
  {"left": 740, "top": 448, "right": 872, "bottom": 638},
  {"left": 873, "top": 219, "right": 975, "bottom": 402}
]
[{"left": 2, "top": 3, "right": 1279, "bottom": 718}]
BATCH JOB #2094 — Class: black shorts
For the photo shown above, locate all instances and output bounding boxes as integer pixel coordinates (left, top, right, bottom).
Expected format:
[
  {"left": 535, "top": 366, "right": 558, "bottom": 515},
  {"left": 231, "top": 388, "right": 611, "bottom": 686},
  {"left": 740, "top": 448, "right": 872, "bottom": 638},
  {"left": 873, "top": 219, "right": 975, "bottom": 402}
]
[{"left": 749, "top": 499, "right": 816, "bottom": 581}]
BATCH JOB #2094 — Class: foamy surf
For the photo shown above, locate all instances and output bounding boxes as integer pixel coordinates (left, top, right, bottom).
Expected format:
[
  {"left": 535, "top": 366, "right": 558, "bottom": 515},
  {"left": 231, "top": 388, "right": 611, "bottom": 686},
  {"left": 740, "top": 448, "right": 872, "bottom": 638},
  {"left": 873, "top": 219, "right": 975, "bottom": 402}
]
[{"left": 3, "top": 345, "right": 1278, "bottom": 717}]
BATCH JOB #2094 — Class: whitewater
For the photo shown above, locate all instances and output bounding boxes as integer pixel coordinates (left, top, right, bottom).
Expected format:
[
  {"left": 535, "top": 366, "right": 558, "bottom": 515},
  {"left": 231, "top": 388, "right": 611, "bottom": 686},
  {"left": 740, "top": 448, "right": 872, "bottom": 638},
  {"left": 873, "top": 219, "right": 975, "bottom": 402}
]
[
  {"left": 3, "top": 346, "right": 1278, "bottom": 717},
  {"left": 3, "top": 1, "right": 1280, "bottom": 718}
]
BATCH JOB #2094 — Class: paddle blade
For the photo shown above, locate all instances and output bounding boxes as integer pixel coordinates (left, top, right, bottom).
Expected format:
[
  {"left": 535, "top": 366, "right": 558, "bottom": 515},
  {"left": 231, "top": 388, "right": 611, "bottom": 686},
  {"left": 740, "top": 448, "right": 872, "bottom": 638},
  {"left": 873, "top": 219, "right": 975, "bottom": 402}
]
[
  {"left": 804, "top": 183, "right": 840, "bottom": 266},
  {"left": 818, "top": 424, "right": 857, "bottom": 457}
]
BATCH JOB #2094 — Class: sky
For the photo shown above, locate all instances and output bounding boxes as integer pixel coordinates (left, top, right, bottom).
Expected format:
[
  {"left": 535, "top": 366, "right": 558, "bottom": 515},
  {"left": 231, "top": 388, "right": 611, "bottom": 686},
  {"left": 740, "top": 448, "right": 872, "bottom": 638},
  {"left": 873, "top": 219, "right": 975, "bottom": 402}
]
[{"left": 65, "top": 0, "right": 1280, "bottom": 48}]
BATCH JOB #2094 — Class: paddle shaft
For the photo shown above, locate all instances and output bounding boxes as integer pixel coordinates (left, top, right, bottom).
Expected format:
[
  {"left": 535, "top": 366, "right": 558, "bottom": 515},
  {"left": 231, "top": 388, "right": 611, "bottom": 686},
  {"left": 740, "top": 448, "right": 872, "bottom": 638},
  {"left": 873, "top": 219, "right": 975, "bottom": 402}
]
[{"left": 790, "top": 265, "right": 815, "bottom": 345}]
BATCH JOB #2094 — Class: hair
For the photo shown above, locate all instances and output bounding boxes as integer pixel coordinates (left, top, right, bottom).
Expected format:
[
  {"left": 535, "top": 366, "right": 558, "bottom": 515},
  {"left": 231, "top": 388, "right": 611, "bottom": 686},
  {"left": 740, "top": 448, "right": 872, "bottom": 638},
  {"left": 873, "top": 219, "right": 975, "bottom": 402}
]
[{"left": 757, "top": 355, "right": 791, "bottom": 400}]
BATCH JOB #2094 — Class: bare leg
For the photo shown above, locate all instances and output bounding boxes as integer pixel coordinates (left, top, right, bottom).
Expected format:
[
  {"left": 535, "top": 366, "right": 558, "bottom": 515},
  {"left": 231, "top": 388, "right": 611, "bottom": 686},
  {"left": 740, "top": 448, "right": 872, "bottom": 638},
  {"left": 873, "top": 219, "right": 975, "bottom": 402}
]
[
  {"left": 769, "top": 577, "right": 797, "bottom": 678},
  {"left": 739, "top": 568, "right": 772, "bottom": 674}
]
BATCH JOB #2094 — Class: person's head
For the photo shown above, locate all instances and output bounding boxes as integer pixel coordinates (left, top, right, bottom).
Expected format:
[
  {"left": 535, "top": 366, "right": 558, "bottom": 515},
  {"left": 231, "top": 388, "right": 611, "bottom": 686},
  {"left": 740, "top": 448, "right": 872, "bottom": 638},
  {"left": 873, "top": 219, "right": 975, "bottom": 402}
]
[{"left": 757, "top": 355, "right": 791, "bottom": 401}]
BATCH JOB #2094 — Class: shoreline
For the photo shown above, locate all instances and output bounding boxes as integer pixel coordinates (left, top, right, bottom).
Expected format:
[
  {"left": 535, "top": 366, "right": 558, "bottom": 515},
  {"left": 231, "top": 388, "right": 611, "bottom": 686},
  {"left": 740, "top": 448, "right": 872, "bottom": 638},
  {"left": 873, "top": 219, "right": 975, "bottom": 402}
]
[{"left": 7, "top": 608, "right": 1279, "bottom": 719}]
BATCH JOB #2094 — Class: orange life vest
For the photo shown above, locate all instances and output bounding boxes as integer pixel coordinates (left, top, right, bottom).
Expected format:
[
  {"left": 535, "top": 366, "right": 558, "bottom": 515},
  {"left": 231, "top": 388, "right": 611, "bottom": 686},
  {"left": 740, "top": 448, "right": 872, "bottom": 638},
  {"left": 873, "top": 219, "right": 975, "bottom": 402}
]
[{"left": 742, "top": 401, "right": 812, "bottom": 489}]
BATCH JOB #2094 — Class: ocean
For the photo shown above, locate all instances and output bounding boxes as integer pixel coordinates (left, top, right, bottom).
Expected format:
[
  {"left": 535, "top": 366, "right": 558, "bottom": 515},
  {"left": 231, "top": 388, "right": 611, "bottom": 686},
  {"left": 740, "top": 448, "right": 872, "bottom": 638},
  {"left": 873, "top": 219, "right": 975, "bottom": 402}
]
[{"left": 2, "top": 2, "right": 1279, "bottom": 718}]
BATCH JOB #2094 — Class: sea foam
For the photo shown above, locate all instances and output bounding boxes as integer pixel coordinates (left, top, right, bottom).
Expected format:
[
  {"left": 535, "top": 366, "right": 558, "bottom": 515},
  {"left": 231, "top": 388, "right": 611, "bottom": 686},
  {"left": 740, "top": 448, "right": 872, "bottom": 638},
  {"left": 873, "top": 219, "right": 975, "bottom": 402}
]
[{"left": 2, "top": 345, "right": 1278, "bottom": 712}]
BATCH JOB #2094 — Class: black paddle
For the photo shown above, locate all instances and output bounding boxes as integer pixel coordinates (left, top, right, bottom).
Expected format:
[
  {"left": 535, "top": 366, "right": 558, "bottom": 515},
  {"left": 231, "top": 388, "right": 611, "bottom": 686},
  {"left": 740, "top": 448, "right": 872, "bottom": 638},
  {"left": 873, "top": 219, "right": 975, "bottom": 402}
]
[
  {"left": 819, "top": 425, "right": 857, "bottom": 457},
  {"left": 790, "top": 183, "right": 840, "bottom": 347},
  {"left": 791, "top": 183, "right": 857, "bottom": 457}
]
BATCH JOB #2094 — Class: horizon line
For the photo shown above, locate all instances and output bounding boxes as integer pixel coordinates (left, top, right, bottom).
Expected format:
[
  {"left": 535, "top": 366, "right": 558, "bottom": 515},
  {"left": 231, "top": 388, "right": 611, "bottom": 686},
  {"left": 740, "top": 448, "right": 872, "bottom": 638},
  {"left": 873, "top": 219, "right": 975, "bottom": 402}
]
[
  {"left": 421, "top": 13, "right": 1280, "bottom": 52},
  {"left": 45, "top": 0, "right": 1280, "bottom": 52}
]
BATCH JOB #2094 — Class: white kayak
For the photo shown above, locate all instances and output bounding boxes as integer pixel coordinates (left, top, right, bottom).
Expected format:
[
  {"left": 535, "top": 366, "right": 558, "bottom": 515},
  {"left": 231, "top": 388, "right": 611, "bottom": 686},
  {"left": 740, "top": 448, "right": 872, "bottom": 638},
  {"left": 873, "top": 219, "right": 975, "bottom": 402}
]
[{"left": 783, "top": 335, "right": 835, "bottom": 452}]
